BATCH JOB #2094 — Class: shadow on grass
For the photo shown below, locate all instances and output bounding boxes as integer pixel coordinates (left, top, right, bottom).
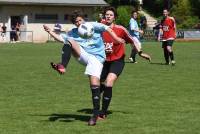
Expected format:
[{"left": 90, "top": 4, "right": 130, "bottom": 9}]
[
  {"left": 33, "top": 108, "right": 122, "bottom": 123},
  {"left": 124, "top": 61, "right": 151, "bottom": 64},
  {"left": 31, "top": 113, "right": 90, "bottom": 122},
  {"left": 150, "top": 62, "right": 167, "bottom": 65},
  {"left": 124, "top": 60, "right": 165, "bottom": 65},
  {"left": 124, "top": 61, "right": 137, "bottom": 64},
  {"left": 48, "top": 113, "right": 90, "bottom": 122},
  {"left": 77, "top": 108, "right": 113, "bottom": 115}
]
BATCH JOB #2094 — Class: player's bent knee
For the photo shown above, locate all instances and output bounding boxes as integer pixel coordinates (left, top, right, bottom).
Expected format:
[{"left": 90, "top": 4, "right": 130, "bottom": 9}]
[{"left": 105, "top": 80, "right": 115, "bottom": 87}]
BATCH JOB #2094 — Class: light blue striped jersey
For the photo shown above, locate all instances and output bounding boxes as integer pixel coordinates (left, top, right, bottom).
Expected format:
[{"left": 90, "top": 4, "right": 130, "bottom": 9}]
[
  {"left": 60, "top": 22, "right": 108, "bottom": 63},
  {"left": 129, "top": 18, "right": 140, "bottom": 39}
]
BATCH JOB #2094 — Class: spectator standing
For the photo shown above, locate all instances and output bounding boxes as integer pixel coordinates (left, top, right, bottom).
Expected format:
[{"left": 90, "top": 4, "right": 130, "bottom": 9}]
[
  {"left": 1, "top": 23, "right": 7, "bottom": 41},
  {"left": 10, "top": 26, "right": 17, "bottom": 43},
  {"left": 16, "top": 22, "right": 21, "bottom": 42}
]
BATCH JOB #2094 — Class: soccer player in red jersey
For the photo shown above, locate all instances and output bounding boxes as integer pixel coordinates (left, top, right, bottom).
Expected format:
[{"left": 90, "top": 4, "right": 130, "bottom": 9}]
[
  {"left": 98, "top": 7, "right": 151, "bottom": 119},
  {"left": 158, "top": 9, "right": 176, "bottom": 65}
]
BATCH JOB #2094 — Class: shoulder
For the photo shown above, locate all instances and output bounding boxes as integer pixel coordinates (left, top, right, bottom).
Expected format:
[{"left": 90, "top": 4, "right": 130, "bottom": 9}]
[
  {"left": 130, "top": 18, "right": 135, "bottom": 22},
  {"left": 165, "top": 16, "right": 175, "bottom": 22},
  {"left": 114, "top": 25, "right": 128, "bottom": 32},
  {"left": 91, "top": 22, "right": 108, "bottom": 29},
  {"left": 114, "top": 24, "right": 132, "bottom": 38},
  {"left": 169, "top": 16, "right": 175, "bottom": 20}
]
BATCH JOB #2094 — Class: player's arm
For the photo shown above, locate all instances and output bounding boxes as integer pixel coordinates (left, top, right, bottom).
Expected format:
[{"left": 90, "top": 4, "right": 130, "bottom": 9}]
[
  {"left": 43, "top": 24, "right": 64, "bottom": 43},
  {"left": 106, "top": 27, "right": 125, "bottom": 44},
  {"left": 92, "top": 22, "right": 125, "bottom": 44},
  {"left": 171, "top": 17, "right": 177, "bottom": 38},
  {"left": 131, "top": 28, "right": 144, "bottom": 35},
  {"left": 123, "top": 27, "right": 141, "bottom": 52},
  {"left": 130, "top": 20, "right": 144, "bottom": 34},
  {"left": 157, "top": 27, "right": 163, "bottom": 41}
]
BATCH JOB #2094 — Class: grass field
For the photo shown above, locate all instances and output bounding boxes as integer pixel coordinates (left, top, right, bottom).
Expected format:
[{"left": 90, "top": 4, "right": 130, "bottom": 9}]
[{"left": 0, "top": 41, "right": 200, "bottom": 134}]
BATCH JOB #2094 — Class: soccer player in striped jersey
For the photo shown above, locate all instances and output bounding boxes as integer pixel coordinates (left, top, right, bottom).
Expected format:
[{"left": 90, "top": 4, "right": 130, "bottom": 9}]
[
  {"left": 98, "top": 7, "right": 151, "bottom": 119},
  {"left": 43, "top": 13, "right": 124, "bottom": 126},
  {"left": 158, "top": 9, "right": 176, "bottom": 65}
]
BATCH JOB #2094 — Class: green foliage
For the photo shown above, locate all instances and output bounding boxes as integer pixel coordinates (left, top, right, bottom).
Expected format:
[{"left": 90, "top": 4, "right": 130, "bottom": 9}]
[
  {"left": 143, "top": 0, "right": 200, "bottom": 29},
  {"left": 190, "top": 0, "right": 200, "bottom": 18},
  {"left": 171, "top": 0, "right": 199, "bottom": 29},
  {"left": 116, "top": 6, "right": 132, "bottom": 27},
  {"left": 177, "top": 16, "right": 199, "bottom": 29},
  {"left": 105, "top": 0, "right": 140, "bottom": 8},
  {"left": 171, "top": 0, "right": 192, "bottom": 16},
  {"left": 143, "top": 0, "right": 164, "bottom": 17}
]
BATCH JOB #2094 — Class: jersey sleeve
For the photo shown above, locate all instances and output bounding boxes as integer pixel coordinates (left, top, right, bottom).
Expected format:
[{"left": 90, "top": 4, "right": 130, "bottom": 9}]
[
  {"left": 90, "top": 22, "right": 109, "bottom": 32},
  {"left": 60, "top": 32, "right": 70, "bottom": 44},
  {"left": 121, "top": 26, "right": 135, "bottom": 44},
  {"left": 129, "top": 19, "right": 137, "bottom": 30}
]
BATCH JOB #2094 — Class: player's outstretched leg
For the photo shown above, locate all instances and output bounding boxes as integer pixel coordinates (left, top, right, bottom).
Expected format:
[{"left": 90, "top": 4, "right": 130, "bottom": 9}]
[
  {"left": 50, "top": 42, "right": 72, "bottom": 75},
  {"left": 50, "top": 62, "right": 65, "bottom": 74},
  {"left": 138, "top": 51, "right": 151, "bottom": 62}
]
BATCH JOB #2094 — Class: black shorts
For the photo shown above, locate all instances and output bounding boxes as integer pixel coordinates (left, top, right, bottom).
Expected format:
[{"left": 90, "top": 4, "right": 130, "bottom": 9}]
[
  {"left": 100, "top": 57, "right": 125, "bottom": 81},
  {"left": 162, "top": 40, "right": 174, "bottom": 48}
]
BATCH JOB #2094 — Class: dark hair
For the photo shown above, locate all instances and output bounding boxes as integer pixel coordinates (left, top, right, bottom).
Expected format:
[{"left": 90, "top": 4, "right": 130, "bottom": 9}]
[
  {"left": 71, "top": 11, "right": 84, "bottom": 24},
  {"left": 163, "top": 8, "right": 169, "bottom": 12},
  {"left": 103, "top": 7, "right": 117, "bottom": 18},
  {"left": 131, "top": 10, "right": 138, "bottom": 15}
]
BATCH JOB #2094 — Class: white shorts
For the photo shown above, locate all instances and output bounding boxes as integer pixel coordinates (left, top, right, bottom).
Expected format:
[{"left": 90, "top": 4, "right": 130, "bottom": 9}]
[
  {"left": 77, "top": 47, "right": 103, "bottom": 79},
  {"left": 132, "top": 36, "right": 142, "bottom": 49}
]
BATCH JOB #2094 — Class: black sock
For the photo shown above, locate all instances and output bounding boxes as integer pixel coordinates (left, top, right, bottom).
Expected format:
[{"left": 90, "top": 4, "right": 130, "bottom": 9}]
[
  {"left": 91, "top": 85, "right": 100, "bottom": 117},
  {"left": 130, "top": 49, "right": 137, "bottom": 61},
  {"left": 100, "top": 83, "right": 106, "bottom": 94},
  {"left": 61, "top": 43, "right": 72, "bottom": 68},
  {"left": 169, "top": 51, "right": 174, "bottom": 61},
  {"left": 164, "top": 48, "right": 169, "bottom": 63},
  {"left": 102, "top": 86, "right": 112, "bottom": 114}
]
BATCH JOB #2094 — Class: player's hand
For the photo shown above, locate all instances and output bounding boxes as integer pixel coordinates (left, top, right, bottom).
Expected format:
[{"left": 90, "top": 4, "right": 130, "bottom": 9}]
[
  {"left": 116, "top": 37, "right": 125, "bottom": 44},
  {"left": 105, "top": 49, "right": 113, "bottom": 53},
  {"left": 139, "top": 30, "right": 144, "bottom": 35},
  {"left": 43, "top": 25, "right": 51, "bottom": 33}
]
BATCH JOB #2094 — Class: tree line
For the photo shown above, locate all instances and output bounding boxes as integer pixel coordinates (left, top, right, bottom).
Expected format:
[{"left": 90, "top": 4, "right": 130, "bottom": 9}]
[{"left": 104, "top": 0, "right": 200, "bottom": 29}]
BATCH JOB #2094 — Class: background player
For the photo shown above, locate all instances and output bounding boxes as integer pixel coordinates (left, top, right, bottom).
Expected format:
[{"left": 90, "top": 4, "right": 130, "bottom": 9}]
[
  {"left": 129, "top": 10, "right": 145, "bottom": 63},
  {"left": 158, "top": 9, "right": 176, "bottom": 65}
]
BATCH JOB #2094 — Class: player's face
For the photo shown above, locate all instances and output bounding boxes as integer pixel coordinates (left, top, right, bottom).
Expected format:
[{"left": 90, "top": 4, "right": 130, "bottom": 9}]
[
  {"left": 99, "top": 13, "right": 103, "bottom": 19},
  {"left": 105, "top": 10, "right": 115, "bottom": 25},
  {"left": 133, "top": 12, "right": 137, "bottom": 19},
  {"left": 75, "top": 17, "right": 85, "bottom": 27},
  {"left": 163, "top": 10, "right": 169, "bottom": 18}
]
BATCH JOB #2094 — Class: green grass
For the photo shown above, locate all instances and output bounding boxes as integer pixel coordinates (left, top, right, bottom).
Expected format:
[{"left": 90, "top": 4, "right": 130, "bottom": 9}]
[{"left": 0, "top": 41, "right": 200, "bottom": 134}]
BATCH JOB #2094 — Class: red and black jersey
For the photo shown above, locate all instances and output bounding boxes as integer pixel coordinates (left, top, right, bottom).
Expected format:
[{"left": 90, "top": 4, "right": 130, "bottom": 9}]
[
  {"left": 102, "top": 24, "right": 135, "bottom": 61},
  {"left": 161, "top": 17, "right": 176, "bottom": 40}
]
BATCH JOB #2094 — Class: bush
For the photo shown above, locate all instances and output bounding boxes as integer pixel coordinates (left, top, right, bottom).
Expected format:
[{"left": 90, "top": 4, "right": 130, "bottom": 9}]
[
  {"left": 177, "top": 16, "right": 199, "bottom": 29},
  {"left": 116, "top": 6, "right": 132, "bottom": 28},
  {"left": 171, "top": 0, "right": 199, "bottom": 29}
]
